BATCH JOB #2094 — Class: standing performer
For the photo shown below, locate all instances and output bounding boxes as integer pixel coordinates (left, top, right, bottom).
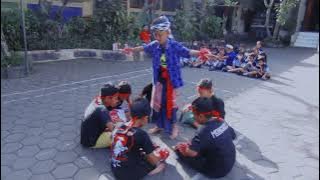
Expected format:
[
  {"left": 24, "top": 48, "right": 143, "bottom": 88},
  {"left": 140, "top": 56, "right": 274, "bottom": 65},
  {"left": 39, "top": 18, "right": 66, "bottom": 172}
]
[{"left": 121, "top": 16, "right": 210, "bottom": 139}]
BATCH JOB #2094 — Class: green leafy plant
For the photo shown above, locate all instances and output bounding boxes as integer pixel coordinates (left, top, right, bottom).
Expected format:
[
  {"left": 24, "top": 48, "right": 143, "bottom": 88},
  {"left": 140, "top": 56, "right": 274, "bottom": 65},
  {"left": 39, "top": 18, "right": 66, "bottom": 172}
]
[{"left": 1, "top": 52, "right": 23, "bottom": 68}]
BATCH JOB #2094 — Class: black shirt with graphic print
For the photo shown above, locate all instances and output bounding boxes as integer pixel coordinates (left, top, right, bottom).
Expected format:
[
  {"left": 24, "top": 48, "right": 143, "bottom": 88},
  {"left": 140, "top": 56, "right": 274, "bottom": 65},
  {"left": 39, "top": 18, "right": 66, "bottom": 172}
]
[
  {"left": 111, "top": 125, "right": 155, "bottom": 180},
  {"left": 189, "top": 120, "right": 236, "bottom": 178}
]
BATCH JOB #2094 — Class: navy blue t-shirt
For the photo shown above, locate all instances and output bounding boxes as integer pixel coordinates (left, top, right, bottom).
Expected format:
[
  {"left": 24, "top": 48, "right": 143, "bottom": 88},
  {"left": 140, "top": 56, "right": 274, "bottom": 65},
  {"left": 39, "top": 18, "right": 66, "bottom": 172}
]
[
  {"left": 189, "top": 120, "right": 236, "bottom": 178},
  {"left": 225, "top": 51, "right": 237, "bottom": 66}
]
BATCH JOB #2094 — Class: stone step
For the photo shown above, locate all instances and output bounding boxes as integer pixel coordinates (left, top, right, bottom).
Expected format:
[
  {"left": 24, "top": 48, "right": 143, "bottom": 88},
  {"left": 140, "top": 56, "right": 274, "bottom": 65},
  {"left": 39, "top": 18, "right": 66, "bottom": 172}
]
[
  {"left": 295, "top": 38, "right": 319, "bottom": 45},
  {"left": 297, "top": 32, "right": 319, "bottom": 38},
  {"left": 293, "top": 41, "right": 318, "bottom": 48},
  {"left": 296, "top": 35, "right": 319, "bottom": 41}
]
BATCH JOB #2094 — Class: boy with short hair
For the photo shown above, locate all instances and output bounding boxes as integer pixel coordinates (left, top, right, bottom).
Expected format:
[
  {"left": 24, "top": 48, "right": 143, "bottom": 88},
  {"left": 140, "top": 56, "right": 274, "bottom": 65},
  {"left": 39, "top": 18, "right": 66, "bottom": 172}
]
[
  {"left": 175, "top": 97, "right": 236, "bottom": 178},
  {"left": 225, "top": 52, "right": 245, "bottom": 71},
  {"left": 180, "top": 79, "right": 225, "bottom": 129},
  {"left": 221, "top": 44, "right": 237, "bottom": 72},
  {"left": 256, "top": 41, "right": 264, "bottom": 54},
  {"left": 111, "top": 98, "right": 169, "bottom": 180},
  {"left": 244, "top": 55, "right": 271, "bottom": 80},
  {"left": 111, "top": 81, "right": 132, "bottom": 125},
  {"left": 228, "top": 53, "right": 256, "bottom": 75},
  {"left": 81, "top": 83, "right": 119, "bottom": 148}
]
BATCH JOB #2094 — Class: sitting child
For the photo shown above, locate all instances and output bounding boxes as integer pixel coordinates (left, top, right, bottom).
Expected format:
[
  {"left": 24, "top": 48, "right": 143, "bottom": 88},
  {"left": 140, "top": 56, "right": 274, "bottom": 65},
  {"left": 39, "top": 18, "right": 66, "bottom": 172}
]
[
  {"left": 256, "top": 41, "right": 264, "bottom": 54},
  {"left": 221, "top": 44, "right": 237, "bottom": 72},
  {"left": 174, "top": 97, "right": 236, "bottom": 179},
  {"left": 114, "top": 81, "right": 132, "bottom": 123},
  {"left": 111, "top": 98, "right": 169, "bottom": 180},
  {"left": 208, "top": 47, "right": 226, "bottom": 71},
  {"left": 140, "top": 83, "right": 153, "bottom": 103},
  {"left": 81, "top": 84, "right": 119, "bottom": 148},
  {"left": 228, "top": 53, "right": 256, "bottom": 75},
  {"left": 180, "top": 79, "right": 225, "bottom": 129},
  {"left": 189, "top": 48, "right": 211, "bottom": 68},
  {"left": 225, "top": 52, "right": 245, "bottom": 72},
  {"left": 244, "top": 55, "right": 271, "bottom": 80}
]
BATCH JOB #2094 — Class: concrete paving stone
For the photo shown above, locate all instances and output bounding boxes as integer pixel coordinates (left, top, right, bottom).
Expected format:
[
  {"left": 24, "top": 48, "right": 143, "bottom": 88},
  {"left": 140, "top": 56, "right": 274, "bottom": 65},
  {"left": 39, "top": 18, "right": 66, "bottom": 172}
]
[
  {"left": 5, "top": 169, "right": 32, "bottom": 180},
  {"left": 4, "top": 133, "right": 26, "bottom": 143},
  {"left": 52, "top": 163, "right": 79, "bottom": 179},
  {"left": 74, "top": 156, "right": 94, "bottom": 168},
  {"left": 1, "top": 166, "right": 12, "bottom": 178},
  {"left": 60, "top": 125, "right": 77, "bottom": 133},
  {"left": 42, "top": 130, "right": 61, "bottom": 138},
  {"left": 56, "top": 140, "right": 78, "bottom": 151},
  {"left": 99, "top": 173, "right": 116, "bottom": 180},
  {"left": 45, "top": 122, "right": 61, "bottom": 130},
  {"left": 17, "top": 145, "right": 40, "bottom": 157},
  {"left": 27, "top": 121, "right": 46, "bottom": 128},
  {"left": 21, "top": 136, "right": 43, "bottom": 146},
  {"left": 39, "top": 138, "right": 60, "bottom": 149},
  {"left": 2, "top": 122, "right": 15, "bottom": 130},
  {"left": 1, "top": 153, "right": 18, "bottom": 166},
  {"left": 253, "top": 160, "right": 279, "bottom": 174},
  {"left": 1, "top": 130, "right": 11, "bottom": 139},
  {"left": 45, "top": 116, "right": 61, "bottom": 122},
  {"left": 54, "top": 151, "right": 78, "bottom": 164},
  {"left": 238, "top": 149, "right": 263, "bottom": 162},
  {"left": 26, "top": 128, "right": 44, "bottom": 136},
  {"left": 12, "top": 157, "right": 37, "bottom": 170},
  {"left": 35, "top": 148, "right": 58, "bottom": 161},
  {"left": 61, "top": 117, "right": 76, "bottom": 125},
  {"left": 30, "top": 159, "right": 57, "bottom": 174},
  {"left": 58, "top": 132, "right": 78, "bottom": 141},
  {"left": 74, "top": 168, "right": 100, "bottom": 180},
  {"left": 13, "top": 119, "right": 30, "bottom": 125},
  {"left": 298, "top": 166, "right": 319, "bottom": 180},
  {"left": 30, "top": 173, "right": 55, "bottom": 180},
  {"left": 2, "top": 143, "right": 23, "bottom": 153}
]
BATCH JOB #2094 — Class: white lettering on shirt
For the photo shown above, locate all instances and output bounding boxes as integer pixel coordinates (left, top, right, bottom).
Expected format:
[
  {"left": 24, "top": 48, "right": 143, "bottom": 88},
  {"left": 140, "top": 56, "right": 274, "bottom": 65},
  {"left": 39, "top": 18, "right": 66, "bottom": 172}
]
[{"left": 210, "top": 122, "right": 228, "bottom": 139}]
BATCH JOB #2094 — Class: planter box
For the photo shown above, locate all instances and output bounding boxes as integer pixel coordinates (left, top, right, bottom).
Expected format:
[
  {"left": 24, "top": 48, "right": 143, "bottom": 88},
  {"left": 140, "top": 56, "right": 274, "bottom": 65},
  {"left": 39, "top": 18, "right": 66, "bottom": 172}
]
[
  {"left": 102, "top": 52, "right": 126, "bottom": 61},
  {"left": 74, "top": 51, "right": 97, "bottom": 58},
  {"left": 30, "top": 52, "right": 60, "bottom": 61}
]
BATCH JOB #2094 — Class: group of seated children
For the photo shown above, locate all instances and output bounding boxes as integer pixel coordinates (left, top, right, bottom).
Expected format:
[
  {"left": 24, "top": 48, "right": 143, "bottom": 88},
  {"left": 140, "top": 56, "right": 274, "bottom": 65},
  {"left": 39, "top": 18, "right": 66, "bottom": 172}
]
[
  {"left": 181, "top": 41, "right": 271, "bottom": 80},
  {"left": 80, "top": 79, "right": 237, "bottom": 180}
]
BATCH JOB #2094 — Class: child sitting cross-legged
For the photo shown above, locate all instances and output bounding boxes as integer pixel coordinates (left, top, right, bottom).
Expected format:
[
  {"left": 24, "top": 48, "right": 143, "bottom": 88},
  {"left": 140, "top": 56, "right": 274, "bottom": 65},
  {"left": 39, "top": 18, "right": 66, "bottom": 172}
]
[
  {"left": 226, "top": 52, "right": 245, "bottom": 72},
  {"left": 243, "top": 55, "right": 271, "bottom": 80},
  {"left": 208, "top": 47, "right": 226, "bottom": 71}
]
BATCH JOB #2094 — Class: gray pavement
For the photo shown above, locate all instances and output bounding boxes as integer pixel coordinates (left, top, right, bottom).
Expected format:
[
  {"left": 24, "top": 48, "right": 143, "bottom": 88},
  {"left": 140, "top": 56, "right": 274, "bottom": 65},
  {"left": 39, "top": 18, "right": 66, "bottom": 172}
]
[{"left": 1, "top": 47, "right": 319, "bottom": 180}]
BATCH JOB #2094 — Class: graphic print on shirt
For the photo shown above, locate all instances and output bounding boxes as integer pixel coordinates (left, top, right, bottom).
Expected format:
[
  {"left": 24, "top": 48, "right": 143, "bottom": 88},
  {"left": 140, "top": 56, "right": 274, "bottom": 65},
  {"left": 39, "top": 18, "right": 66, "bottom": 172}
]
[
  {"left": 111, "top": 134, "right": 129, "bottom": 167},
  {"left": 160, "top": 54, "right": 167, "bottom": 67}
]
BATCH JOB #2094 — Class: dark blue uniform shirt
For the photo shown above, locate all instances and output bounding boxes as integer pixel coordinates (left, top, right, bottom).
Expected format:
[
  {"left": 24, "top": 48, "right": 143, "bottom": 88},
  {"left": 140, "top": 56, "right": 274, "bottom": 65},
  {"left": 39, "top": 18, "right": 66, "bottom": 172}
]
[{"left": 189, "top": 120, "right": 236, "bottom": 178}]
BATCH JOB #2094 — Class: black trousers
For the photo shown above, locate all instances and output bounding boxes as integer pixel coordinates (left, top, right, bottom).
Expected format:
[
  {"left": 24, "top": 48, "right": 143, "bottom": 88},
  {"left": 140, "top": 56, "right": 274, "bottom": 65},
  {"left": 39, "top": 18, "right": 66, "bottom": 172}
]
[
  {"left": 111, "top": 160, "right": 155, "bottom": 180},
  {"left": 176, "top": 151, "right": 223, "bottom": 179}
]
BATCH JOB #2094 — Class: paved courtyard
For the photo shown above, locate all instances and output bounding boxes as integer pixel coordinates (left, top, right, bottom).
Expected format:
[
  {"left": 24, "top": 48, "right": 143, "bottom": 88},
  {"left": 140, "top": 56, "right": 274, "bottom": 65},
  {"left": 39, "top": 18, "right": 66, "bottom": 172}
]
[{"left": 1, "top": 47, "right": 319, "bottom": 180}]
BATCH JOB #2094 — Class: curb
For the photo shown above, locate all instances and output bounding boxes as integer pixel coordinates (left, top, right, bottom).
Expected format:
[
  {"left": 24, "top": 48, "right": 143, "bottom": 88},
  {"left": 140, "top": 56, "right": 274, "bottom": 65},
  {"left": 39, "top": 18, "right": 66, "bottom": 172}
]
[{"left": 17, "top": 49, "right": 147, "bottom": 64}]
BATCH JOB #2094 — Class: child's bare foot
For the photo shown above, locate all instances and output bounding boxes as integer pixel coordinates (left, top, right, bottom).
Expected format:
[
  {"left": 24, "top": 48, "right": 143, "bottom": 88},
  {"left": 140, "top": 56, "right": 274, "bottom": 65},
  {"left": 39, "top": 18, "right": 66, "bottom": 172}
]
[
  {"left": 170, "top": 125, "right": 179, "bottom": 139},
  {"left": 148, "top": 127, "right": 162, "bottom": 134},
  {"left": 148, "top": 162, "right": 166, "bottom": 175}
]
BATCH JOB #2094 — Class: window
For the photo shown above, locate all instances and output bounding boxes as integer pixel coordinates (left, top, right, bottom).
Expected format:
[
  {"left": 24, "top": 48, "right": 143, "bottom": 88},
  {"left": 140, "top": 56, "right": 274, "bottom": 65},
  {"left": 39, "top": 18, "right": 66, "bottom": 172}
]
[
  {"left": 162, "top": 0, "right": 182, "bottom": 11},
  {"left": 130, "top": 0, "right": 144, "bottom": 8}
]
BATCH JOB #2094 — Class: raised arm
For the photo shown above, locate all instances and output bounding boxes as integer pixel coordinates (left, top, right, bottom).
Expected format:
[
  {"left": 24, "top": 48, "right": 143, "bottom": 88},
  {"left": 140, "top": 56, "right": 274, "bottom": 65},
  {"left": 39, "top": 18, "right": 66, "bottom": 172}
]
[{"left": 121, "top": 46, "right": 144, "bottom": 54}]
